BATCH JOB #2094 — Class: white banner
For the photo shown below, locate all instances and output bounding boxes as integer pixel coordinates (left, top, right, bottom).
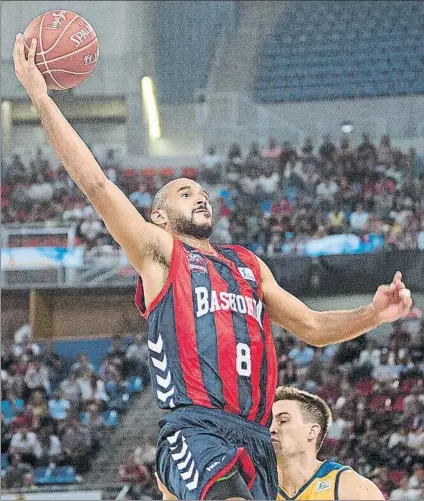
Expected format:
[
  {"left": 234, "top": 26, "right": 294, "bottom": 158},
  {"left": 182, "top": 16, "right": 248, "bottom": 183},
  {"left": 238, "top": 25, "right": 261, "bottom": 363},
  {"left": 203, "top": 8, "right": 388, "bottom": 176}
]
[
  {"left": 1, "top": 490, "right": 103, "bottom": 501},
  {"left": 1, "top": 247, "right": 83, "bottom": 270}
]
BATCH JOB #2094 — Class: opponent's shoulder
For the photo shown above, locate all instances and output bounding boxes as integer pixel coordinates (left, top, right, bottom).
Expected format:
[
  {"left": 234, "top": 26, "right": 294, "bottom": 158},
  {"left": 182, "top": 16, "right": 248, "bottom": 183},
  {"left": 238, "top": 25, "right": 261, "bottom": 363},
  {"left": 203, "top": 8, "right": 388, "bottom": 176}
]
[{"left": 337, "top": 469, "right": 385, "bottom": 500}]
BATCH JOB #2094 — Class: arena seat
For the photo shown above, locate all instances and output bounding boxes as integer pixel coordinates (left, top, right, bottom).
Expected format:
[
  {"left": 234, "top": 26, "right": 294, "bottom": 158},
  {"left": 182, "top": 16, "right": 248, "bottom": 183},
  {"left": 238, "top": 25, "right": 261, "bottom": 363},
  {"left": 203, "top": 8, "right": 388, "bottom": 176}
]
[
  {"left": 355, "top": 380, "right": 375, "bottom": 396},
  {"left": 388, "top": 470, "right": 408, "bottom": 487},
  {"left": 1, "top": 453, "right": 8, "bottom": 470},
  {"left": 254, "top": 1, "right": 424, "bottom": 102},
  {"left": 182, "top": 167, "right": 199, "bottom": 179},
  {"left": 1, "top": 401, "right": 13, "bottom": 424}
]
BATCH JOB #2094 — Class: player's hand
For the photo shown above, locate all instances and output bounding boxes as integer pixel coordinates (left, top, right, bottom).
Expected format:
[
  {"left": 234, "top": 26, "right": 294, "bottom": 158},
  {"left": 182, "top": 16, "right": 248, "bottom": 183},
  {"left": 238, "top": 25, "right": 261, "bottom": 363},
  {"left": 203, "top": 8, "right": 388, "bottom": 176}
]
[
  {"left": 155, "top": 472, "right": 178, "bottom": 500},
  {"left": 372, "top": 271, "right": 412, "bottom": 323},
  {"left": 13, "top": 34, "right": 47, "bottom": 105}
]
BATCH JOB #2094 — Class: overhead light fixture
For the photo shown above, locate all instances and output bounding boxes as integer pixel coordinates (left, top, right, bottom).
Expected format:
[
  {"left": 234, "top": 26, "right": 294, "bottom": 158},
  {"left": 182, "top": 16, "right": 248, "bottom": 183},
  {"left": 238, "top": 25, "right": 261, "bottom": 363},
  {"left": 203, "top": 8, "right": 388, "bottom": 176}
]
[{"left": 141, "top": 76, "right": 161, "bottom": 140}]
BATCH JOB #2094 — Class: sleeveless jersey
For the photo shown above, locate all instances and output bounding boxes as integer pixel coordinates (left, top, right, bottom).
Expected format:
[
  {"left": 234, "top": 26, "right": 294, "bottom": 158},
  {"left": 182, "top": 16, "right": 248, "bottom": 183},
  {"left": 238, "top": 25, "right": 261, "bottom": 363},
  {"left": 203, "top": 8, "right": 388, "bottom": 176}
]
[
  {"left": 135, "top": 239, "right": 277, "bottom": 426},
  {"left": 277, "top": 461, "right": 352, "bottom": 500}
]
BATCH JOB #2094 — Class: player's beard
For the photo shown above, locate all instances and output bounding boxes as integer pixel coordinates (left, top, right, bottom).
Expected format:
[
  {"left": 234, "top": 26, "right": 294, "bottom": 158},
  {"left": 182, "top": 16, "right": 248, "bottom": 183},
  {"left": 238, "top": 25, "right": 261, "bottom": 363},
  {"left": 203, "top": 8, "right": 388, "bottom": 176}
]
[{"left": 168, "top": 210, "right": 213, "bottom": 239}]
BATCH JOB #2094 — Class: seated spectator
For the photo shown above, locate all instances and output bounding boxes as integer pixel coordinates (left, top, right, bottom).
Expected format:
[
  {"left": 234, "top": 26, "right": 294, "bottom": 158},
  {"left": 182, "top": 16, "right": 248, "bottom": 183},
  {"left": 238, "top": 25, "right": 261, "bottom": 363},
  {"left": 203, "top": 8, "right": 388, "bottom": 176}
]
[
  {"left": 316, "top": 177, "right": 339, "bottom": 209},
  {"left": 71, "top": 353, "right": 94, "bottom": 377},
  {"left": 289, "top": 341, "right": 314, "bottom": 369},
  {"left": 28, "top": 390, "right": 49, "bottom": 423},
  {"left": 258, "top": 164, "right": 280, "bottom": 198},
  {"left": 12, "top": 331, "right": 40, "bottom": 359},
  {"left": 24, "top": 359, "right": 50, "bottom": 400},
  {"left": 119, "top": 452, "right": 152, "bottom": 499},
  {"left": 262, "top": 138, "right": 282, "bottom": 173},
  {"left": 200, "top": 145, "right": 221, "bottom": 184},
  {"left": 319, "top": 135, "right": 337, "bottom": 162},
  {"left": 28, "top": 173, "right": 54, "bottom": 203},
  {"left": 48, "top": 389, "right": 71, "bottom": 421},
  {"left": 78, "top": 213, "right": 105, "bottom": 250},
  {"left": 125, "top": 335, "right": 149, "bottom": 382},
  {"left": 38, "top": 428, "right": 63, "bottom": 467},
  {"left": 4, "top": 454, "right": 33, "bottom": 489},
  {"left": 358, "top": 339, "right": 381, "bottom": 368},
  {"left": 349, "top": 204, "right": 369, "bottom": 232},
  {"left": 60, "top": 373, "right": 82, "bottom": 409},
  {"left": 108, "top": 335, "right": 127, "bottom": 368},
  {"left": 9, "top": 427, "right": 42, "bottom": 466},
  {"left": 129, "top": 182, "right": 152, "bottom": 211},
  {"left": 77, "top": 370, "right": 109, "bottom": 408},
  {"left": 389, "top": 475, "right": 421, "bottom": 500},
  {"left": 372, "top": 350, "right": 402, "bottom": 382},
  {"left": 61, "top": 418, "right": 92, "bottom": 474},
  {"left": 134, "top": 437, "right": 156, "bottom": 468}
]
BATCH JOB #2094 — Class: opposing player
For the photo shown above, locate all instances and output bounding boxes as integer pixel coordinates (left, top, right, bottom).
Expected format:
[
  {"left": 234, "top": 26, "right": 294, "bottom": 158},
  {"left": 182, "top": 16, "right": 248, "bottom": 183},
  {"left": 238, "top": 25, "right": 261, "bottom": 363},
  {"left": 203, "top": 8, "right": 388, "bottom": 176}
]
[
  {"left": 271, "top": 387, "right": 385, "bottom": 500},
  {"left": 13, "top": 35, "right": 413, "bottom": 500}
]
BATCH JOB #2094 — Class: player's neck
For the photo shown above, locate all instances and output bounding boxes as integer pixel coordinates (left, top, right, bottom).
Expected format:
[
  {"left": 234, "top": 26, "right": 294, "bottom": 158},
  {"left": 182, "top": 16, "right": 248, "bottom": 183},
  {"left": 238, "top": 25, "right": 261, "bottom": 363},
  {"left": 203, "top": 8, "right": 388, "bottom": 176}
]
[
  {"left": 277, "top": 454, "right": 322, "bottom": 497},
  {"left": 177, "top": 235, "right": 215, "bottom": 253}
]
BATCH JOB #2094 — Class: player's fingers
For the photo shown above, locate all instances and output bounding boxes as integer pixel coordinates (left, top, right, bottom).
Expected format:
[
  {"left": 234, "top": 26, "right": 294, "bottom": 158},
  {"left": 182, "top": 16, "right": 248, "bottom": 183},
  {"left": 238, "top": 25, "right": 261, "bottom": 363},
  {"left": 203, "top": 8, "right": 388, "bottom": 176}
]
[
  {"left": 28, "top": 38, "right": 37, "bottom": 66},
  {"left": 399, "top": 288, "right": 412, "bottom": 305},
  {"left": 379, "top": 284, "right": 393, "bottom": 295},
  {"left": 16, "top": 34, "right": 24, "bottom": 61},
  {"left": 392, "top": 271, "right": 402, "bottom": 284}
]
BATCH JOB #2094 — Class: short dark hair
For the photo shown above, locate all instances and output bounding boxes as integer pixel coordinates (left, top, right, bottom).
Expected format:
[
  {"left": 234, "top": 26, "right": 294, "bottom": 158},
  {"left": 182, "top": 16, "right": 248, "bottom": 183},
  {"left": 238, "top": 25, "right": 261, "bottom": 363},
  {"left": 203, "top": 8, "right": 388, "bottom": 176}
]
[
  {"left": 151, "top": 186, "right": 168, "bottom": 214},
  {"left": 274, "top": 386, "right": 332, "bottom": 451}
]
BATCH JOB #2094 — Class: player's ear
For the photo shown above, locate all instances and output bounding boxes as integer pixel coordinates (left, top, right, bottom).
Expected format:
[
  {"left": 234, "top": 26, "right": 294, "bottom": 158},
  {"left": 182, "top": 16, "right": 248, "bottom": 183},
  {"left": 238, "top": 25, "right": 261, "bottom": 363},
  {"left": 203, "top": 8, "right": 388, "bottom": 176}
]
[
  {"left": 151, "top": 208, "right": 168, "bottom": 227},
  {"left": 308, "top": 423, "right": 321, "bottom": 442}
]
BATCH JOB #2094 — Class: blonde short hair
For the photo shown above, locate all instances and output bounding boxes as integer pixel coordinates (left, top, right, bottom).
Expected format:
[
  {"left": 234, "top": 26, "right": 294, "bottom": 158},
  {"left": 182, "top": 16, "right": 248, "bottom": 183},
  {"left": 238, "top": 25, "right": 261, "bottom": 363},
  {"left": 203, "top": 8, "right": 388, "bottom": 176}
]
[{"left": 275, "top": 386, "right": 333, "bottom": 451}]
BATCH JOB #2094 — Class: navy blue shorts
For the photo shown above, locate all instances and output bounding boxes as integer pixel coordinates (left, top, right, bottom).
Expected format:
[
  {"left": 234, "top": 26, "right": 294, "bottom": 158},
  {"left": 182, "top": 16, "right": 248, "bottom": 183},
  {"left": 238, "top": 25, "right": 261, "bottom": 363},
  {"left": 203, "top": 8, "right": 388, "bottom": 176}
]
[{"left": 156, "top": 406, "right": 278, "bottom": 500}]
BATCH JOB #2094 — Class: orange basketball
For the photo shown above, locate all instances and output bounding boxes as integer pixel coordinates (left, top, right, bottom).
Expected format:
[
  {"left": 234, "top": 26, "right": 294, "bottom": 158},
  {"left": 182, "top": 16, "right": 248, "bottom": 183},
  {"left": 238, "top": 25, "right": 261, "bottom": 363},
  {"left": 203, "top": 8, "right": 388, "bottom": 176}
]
[{"left": 23, "top": 10, "right": 99, "bottom": 90}]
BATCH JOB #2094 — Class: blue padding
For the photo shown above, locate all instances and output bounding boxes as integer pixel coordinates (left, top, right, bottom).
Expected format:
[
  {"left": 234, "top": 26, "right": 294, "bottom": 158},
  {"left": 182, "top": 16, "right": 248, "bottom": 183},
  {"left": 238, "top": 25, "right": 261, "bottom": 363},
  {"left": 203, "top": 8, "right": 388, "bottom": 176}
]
[{"left": 34, "top": 466, "right": 76, "bottom": 484}]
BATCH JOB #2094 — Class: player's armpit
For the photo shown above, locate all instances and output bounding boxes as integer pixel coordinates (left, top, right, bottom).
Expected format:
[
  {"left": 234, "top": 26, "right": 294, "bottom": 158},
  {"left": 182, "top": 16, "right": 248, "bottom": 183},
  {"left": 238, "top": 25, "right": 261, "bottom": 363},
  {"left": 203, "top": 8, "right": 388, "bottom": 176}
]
[
  {"left": 88, "top": 179, "right": 173, "bottom": 274},
  {"left": 337, "top": 470, "right": 385, "bottom": 500},
  {"left": 257, "top": 257, "right": 318, "bottom": 341}
]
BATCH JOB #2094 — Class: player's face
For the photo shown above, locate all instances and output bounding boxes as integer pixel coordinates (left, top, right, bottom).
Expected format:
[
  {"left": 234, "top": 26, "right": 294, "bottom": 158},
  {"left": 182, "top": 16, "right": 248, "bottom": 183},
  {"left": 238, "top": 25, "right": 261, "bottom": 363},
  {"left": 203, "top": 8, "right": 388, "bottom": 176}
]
[
  {"left": 165, "top": 180, "right": 213, "bottom": 239},
  {"left": 270, "top": 400, "right": 316, "bottom": 458}
]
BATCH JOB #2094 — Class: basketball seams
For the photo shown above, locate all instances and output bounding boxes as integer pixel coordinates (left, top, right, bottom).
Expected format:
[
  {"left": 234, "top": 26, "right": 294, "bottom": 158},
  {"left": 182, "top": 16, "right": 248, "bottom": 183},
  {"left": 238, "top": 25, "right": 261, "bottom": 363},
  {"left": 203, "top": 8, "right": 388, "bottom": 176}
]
[
  {"left": 39, "top": 11, "right": 66, "bottom": 90},
  {"left": 35, "top": 38, "right": 98, "bottom": 67},
  {"left": 41, "top": 12, "right": 80, "bottom": 55},
  {"left": 41, "top": 69, "right": 94, "bottom": 75}
]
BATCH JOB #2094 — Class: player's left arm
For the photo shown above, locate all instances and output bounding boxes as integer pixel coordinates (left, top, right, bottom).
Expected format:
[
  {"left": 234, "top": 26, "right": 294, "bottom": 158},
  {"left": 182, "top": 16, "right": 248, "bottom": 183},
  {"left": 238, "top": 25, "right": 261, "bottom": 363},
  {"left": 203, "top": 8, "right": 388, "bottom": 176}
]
[
  {"left": 257, "top": 257, "right": 412, "bottom": 347},
  {"left": 337, "top": 470, "right": 385, "bottom": 500}
]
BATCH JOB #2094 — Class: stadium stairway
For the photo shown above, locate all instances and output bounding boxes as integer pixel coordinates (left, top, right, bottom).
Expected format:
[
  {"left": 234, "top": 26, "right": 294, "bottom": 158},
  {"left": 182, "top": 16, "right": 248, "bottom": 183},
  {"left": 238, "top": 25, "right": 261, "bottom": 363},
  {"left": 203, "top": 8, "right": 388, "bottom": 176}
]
[
  {"left": 79, "top": 388, "right": 163, "bottom": 491},
  {"left": 207, "top": 1, "right": 289, "bottom": 94}
]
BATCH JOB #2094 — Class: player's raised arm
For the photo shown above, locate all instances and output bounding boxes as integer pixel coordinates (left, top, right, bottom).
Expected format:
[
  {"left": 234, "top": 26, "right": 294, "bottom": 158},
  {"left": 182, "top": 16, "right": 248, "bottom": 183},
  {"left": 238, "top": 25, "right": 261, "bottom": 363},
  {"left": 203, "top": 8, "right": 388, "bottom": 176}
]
[
  {"left": 337, "top": 470, "right": 385, "bottom": 500},
  {"left": 257, "top": 257, "right": 412, "bottom": 347},
  {"left": 12, "top": 35, "right": 173, "bottom": 275}
]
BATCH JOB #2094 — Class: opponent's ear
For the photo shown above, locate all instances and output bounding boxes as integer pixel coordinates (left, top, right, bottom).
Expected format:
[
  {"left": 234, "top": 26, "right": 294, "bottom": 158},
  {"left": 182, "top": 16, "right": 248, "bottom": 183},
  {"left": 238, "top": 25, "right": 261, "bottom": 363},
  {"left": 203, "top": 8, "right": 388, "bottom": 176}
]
[{"left": 308, "top": 423, "right": 321, "bottom": 443}]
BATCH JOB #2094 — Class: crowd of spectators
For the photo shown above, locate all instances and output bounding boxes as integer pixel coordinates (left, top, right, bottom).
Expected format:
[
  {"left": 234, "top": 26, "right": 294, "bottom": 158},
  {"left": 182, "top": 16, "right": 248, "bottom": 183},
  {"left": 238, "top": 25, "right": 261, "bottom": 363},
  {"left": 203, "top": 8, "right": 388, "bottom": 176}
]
[
  {"left": 2, "top": 135, "right": 424, "bottom": 258},
  {"left": 202, "top": 135, "right": 424, "bottom": 255},
  {"left": 1, "top": 328, "right": 148, "bottom": 490},
  {"left": 274, "top": 314, "right": 424, "bottom": 500}
]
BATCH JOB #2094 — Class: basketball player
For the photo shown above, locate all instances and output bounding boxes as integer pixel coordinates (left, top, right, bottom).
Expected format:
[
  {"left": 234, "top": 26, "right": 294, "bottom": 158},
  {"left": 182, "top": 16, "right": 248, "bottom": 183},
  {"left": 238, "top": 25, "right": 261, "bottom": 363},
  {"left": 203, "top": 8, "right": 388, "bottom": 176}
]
[
  {"left": 13, "top": 35, "right": 412, "bottom": 500},
  {"left": 271, "top": 387, "right": 385, "bottom": 500}
]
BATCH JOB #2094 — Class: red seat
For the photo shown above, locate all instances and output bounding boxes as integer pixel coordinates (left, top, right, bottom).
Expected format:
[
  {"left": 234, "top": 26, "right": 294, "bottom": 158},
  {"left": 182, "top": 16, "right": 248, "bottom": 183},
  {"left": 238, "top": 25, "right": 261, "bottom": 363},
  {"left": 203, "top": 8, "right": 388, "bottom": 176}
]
[
  {"left": 370, "top": 395, "right": 392, "bottom": 412},
  {"left": 388, "top": 470, "right": 407, "bottom": 487},
  {"left": 355, "top": 380, "right": 375, "bottom": 396},
  {"left": 393, "top": 396, "right": 405, "bottom": 413},
  {"left": 123, "top": 168, "right": 137, "bottom": 177},
  {"left": 1, "top": 185, "right": 11, "bottom": 196},
  {"left": 159, "top": 167, "right": 175, "bottom": 178},
  {"left": 141, "top": 168, "right": 157, "bottom": 177},
  {"left": 401, "top": 378, "right": 423, "bottom": 394},
  {"left": 182, "top": 167, "right": 199, "bottom": 179}
]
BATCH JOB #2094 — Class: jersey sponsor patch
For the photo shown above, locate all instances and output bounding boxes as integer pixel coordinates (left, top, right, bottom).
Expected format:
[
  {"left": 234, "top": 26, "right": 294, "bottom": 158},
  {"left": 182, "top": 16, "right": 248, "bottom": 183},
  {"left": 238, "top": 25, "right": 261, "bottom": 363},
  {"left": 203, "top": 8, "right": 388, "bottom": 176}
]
[
  {"left": 316, "top": 480, "right": 331, "bottom": 492},
  {"left": 238, "top": 267, "right": 256, "bottom": 282},
  {"left": 188, "top": 252, "right": 208, "bottom": 274}
]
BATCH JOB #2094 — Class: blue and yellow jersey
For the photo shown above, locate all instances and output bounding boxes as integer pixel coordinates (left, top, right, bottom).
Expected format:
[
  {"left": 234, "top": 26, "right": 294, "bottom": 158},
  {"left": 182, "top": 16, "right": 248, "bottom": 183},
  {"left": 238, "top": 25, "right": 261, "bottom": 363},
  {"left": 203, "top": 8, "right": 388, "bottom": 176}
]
[{"left": 277, "top": 460, "right": 351, "bottom": 500}]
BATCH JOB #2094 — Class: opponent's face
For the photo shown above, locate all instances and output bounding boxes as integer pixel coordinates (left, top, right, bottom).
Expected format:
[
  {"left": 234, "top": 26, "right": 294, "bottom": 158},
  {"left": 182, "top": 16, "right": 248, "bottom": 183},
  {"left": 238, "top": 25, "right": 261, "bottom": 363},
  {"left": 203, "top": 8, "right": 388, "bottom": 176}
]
[
  {"left": 161, "top": 179, "right": 213, "bottom": 239},
  {"left": 270, "top": 400, "right": 319, "bottom": 459}
]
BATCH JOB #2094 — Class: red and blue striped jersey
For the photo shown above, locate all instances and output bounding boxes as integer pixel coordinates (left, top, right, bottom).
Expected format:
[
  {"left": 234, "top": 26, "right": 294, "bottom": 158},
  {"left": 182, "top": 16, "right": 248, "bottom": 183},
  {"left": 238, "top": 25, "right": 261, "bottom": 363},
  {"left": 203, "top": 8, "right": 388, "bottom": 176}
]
[{"left": 135, "top": 239, "right": 277, "bottom": 426}]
